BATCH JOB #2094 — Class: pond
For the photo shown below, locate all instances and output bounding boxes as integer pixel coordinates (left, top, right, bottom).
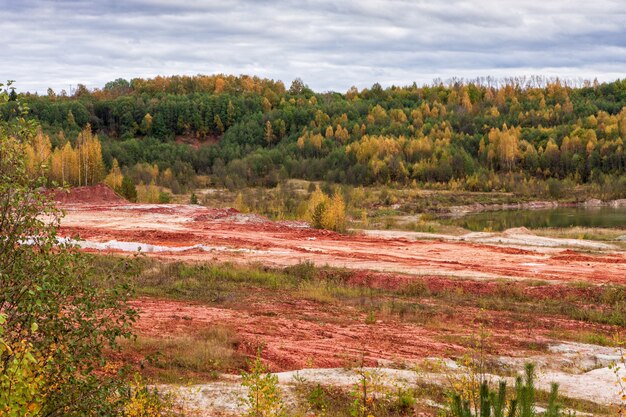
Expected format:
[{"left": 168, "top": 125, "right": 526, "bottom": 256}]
[{"left": 441, "top": 206, "right": 626, "bottom": 231}]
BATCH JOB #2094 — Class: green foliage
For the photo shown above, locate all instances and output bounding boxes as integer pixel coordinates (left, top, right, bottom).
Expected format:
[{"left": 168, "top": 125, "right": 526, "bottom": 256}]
[
  {"left": 122, "top": 375, "right": 179, "bottom": 417},
  {"left": 546, "top": 178, "right": 563, "bottom": 198},
  {"left": 0, "top": 82, "right": 140, "bottom": 416},
  {"left": 515, "top": 364, "right": 536, "bottom": 417},
  {"left": 449, "top": 381, "right": 515, "bottom": 417},
  {"left": 447, "top": 363, "right": 569, "bottom": 417},
  {"left": 120, "top": 175, "right": 138, "bottom": 202},
  {"left": 346, "top": 367, "right": 418, "bottom": 417},
  {"left": 306, "top": 383, "right": 331, "bottom": 412},
  {"left": 8, "top": 76, "right": 626, "bottom": 196},
  {"left": 0, "top": 315, "right": 46, "bottom": 417},
  {"left": 189, "top": 192, "right": 198, "bottom": 205},
  {"left": 311, "top": 200, "right": 327, "bottom": 229},
  {"left": 240, "top": 354, "right": 285, "bottom": 417},
  {"left": 158, "top": 191, "right": 172, "bottom": 203}
]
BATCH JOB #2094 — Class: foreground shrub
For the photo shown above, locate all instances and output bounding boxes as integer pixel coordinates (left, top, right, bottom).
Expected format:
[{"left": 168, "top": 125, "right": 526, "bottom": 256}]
[
  {"left": 448, "top": 363, "right": 567, "bottom": 417},
  {"left": 0, "top": 83, "right": 158, "bottom": 416},
  {"left": 0, "top": 316, "right": 47, "bottom": 416},
  {"left": 123, "top": 376, "right": 179, "bottom": 417},
  {"left": 240, "top": 355, "right": 285, "bottom": 417}
]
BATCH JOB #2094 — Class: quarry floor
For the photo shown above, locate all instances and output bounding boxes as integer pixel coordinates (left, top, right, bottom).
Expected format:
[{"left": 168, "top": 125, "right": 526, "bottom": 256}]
[{"left": 55, "top": 187, "right": 626, "bottom": 415}]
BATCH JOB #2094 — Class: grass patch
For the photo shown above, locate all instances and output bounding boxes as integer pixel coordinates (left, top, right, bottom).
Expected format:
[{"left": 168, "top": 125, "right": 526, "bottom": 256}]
[
  {"left": 91, "top": 255, "right": 626, "bottom": 329},
  {"left": 120, "top": 326, "right": 245, "bottom": 383},
  {"left": 533, "top": 227, "right": 626, "bottom": 242},
  {"left": 298, "top": 279, "right": 365, "bottom": 303},
  {"left": 547, "top": 329, "right": 621, "bottom": 347},
  {"left": 134, "top": 260, "right": 295, "bottom": 303},
  {"left": 534, "top": 388, "right": 615, "bottom": 416}
]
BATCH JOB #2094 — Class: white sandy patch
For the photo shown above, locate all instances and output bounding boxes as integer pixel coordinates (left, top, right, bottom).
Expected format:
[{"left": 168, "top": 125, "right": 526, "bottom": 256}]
[
  {"left": 162, "top": 345, "right": 625, "bottom": 416},
  {"left": 74, "top": 239, "right": 291, "bottom": 255}
]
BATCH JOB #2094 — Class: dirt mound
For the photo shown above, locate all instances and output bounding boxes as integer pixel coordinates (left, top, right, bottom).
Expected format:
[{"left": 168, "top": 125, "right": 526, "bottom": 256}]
[
  {"left": 193, "top": 208, "right": 269, "bottom": 224},
  {"left": 52, "top": 184, "right": 126, "bottom": 204},
  {"left": 193, "top": 208, "right": 241, "bottom": 221},
  {"left": 502, "top": 227, "right": 532, "bottom": 235}
]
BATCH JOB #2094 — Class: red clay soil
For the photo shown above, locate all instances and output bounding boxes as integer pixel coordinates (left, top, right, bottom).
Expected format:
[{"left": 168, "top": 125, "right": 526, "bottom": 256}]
[
  {"left": 54, "top": 191, "right": 626, "bottom": 285},
  {"left": 52, "top": 184, "right": 126, "bottom": 205},
  {"left": 129, "top": 290, "right": 616, "bottom": 372},
  {"left": 52, "top": 187, "right": 626, "bottom": 372},
  {"left": 130, "top": 296, "right": 459, "bottom": 370},
  {"left": 343, "top": 270, "right": 614, "bottom": 301}
]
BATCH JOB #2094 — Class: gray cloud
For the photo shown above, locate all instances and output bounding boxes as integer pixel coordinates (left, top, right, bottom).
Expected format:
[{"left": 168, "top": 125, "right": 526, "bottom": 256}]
[{"left": 1, "top": 0, "right": 625, "bottom": 93}]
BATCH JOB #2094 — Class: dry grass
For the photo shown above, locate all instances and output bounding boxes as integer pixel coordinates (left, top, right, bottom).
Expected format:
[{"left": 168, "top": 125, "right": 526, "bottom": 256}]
[
  {"left": 532, "top": 226, "right": 625, "bottom": 241},
  {"left": 297, "top": 279, "right": 364, "bottom": 303},
  {"left": 120, "top": 326, "right": 245, "bottom": 383}
]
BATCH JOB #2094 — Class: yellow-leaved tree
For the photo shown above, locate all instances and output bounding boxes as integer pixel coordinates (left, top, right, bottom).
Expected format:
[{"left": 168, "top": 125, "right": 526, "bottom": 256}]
[
  {"left": 137, "top": 181, "right": 160, "bottom": 203},
  {"left": 104, "top": 158, "right": 124, "bottom": 191},
  {"left": 305, "top": 185, "right": 346, "bottom": 232},
  {"left": 76, "top": 125, "right": 104, "bottom": 186},
  {"left": 0, "top": 316, "right": 48, "bottom": 416},
  {"left": 26, "top": 126, "right": 106, "bottom": 187},
  {"left": 24, "top": 130, "right": 51, "bottom": 179}
]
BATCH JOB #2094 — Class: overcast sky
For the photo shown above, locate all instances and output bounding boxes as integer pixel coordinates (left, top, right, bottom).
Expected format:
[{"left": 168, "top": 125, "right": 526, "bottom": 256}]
[{"left": 2, "top": 0, "right": 625, "bottom": 94}]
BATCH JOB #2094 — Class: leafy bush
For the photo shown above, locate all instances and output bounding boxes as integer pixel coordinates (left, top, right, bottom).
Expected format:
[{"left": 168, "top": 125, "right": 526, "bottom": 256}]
[
  {"left": 0, "top": 316, "right": 46, "bottom": 416},
  {"left": 123, "top": 375, "right": 179, "bottom": 417},
  {"left": 240, "top": 355, "right": 285, "bottom": 417},
  {"left": 448, "top": 363, "right": 568, "bottom": 417},
  {"left": 0, "top": 83, "right": 155, "bottom": 416},
  {"left": 120, "top": 175, "right": 138, "bottom": 202},
  {"left": 306, "top": 185, "right": 347, "bottom": 232}
]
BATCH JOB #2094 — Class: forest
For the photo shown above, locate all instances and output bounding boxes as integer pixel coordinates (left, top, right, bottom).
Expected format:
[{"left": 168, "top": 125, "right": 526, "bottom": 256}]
[{"left": 3, "top": 74, "right": 626, "bottom": 197}]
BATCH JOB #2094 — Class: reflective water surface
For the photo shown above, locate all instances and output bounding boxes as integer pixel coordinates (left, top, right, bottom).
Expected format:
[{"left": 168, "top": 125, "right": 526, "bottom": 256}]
[{"left": 442, "top": 206, "right": 626, "bottom": 231}]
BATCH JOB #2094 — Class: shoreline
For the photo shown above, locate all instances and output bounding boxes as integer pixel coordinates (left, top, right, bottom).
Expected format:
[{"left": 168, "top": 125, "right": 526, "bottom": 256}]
[{"left": 445, "top": 198, "right": 626, "bottom": 217}]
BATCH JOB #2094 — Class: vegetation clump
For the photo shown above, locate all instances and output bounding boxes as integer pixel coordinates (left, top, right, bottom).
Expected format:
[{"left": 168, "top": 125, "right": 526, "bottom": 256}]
[
  {"left": 240, "top": 354, "right": 285, "bottom": 417},
  {"left": 448, "top": 364, "right": 568, "bottom": 417},
  {"left": 0, "top": 81, "right": 176, "bottom": 416},
  {"left": 306, "top": 185, "right": 347, "bottom": 231}
]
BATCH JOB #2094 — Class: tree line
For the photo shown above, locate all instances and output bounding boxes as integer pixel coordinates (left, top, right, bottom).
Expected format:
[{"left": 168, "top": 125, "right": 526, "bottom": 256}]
[{"left": 5, "top": 74, "right": 626, "bottom": 194}]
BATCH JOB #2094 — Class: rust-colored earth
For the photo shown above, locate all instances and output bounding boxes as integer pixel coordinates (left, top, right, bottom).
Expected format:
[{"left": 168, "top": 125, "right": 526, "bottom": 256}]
[
  {"left": 56, "top": 192, "right": 626, "bottom": 285},
  {"left": 51, "top": 184, "right": 126, "bottom": 204},
  {"left": 129, "top": 287, "right": 615, "bottom": 372},
  {"left": 54, "top": 186, "right": 626, "bottom": 372}
]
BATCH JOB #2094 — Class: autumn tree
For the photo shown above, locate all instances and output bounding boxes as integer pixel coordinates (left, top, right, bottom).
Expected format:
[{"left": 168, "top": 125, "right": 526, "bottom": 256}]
[
  {"left": 104, "top": 158, "right": 124, "bottom": 191},
  {"left": 305, "top": 185, "right": 347, "bottom": 232},
  {"left": 335, "top": 124, "right": 350, "bottom": 143},
  {"left": 214, "top": 114, "right": 224, "bottom": 134},
  {"left": 265, "top": 120, "right": 275, "bottom": 145},
  {"left": 324, "top": 125, "right": 334, "bottom": 139},
  {"left": 486, "top": 125, "right": 520, "bottom": 171},
  {"left": 140, "top": 113, "right": 153, "bottom": 135},
  {"left": 76, "top": 125, "right": 104, "bottom": 186},
  {"left": 23, "top": 130, "right": 51, "bottom": 179}
]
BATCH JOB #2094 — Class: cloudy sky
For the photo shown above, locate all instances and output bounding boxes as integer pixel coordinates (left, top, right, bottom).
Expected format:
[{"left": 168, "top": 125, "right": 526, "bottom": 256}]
[{"left": 2, "top": 0, "right": 625, "bottom": 93}]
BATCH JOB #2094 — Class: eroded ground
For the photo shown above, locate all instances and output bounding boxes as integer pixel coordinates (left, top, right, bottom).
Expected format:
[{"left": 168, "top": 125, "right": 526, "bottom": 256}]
[
  {"left": 58, "top": 200, "right": 626, "bottom": 285},
  {"left": 55, "top": 187, "right": 626, "bottom": 415}
]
